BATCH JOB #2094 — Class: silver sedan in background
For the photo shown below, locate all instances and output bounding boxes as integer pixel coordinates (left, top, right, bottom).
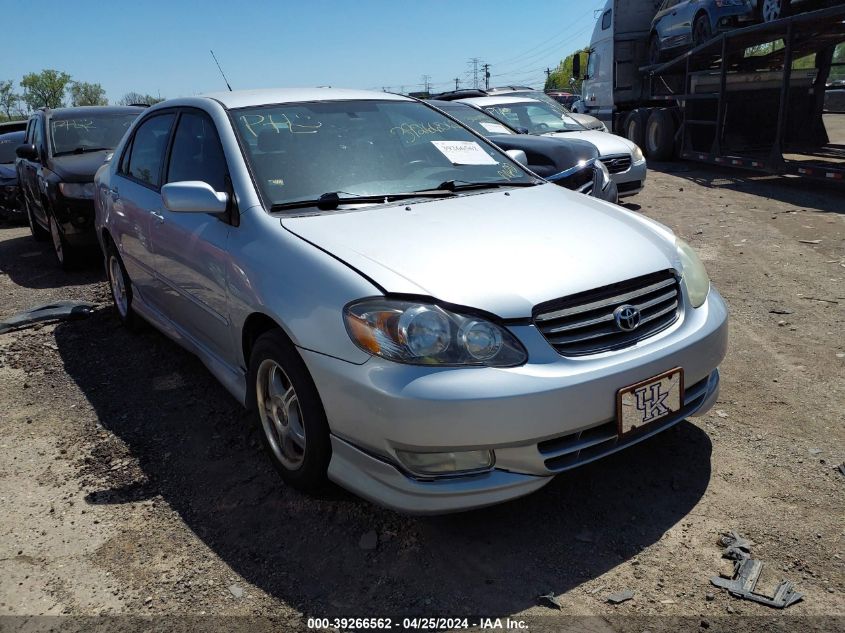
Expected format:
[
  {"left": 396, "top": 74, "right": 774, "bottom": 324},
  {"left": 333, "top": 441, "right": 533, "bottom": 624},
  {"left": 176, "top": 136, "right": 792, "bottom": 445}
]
[{"left": 95, "top": 88, "right": 726, "bottom": 514}]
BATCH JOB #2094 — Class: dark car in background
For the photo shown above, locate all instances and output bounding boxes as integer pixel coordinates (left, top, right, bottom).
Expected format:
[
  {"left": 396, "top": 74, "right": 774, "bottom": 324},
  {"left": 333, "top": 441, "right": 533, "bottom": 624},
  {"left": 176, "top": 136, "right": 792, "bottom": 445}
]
[
  {"left": 16, "top": 105, "right": 144, "bottom": 268},
  {"left": 649, "top": 0, "right": 757, "bottom": 63},
  {"left": 0, "top": 130, "right": 26, "bottom": 222},
  {"left": 429, "top": 100, "right": 618, "bottom": 203}
]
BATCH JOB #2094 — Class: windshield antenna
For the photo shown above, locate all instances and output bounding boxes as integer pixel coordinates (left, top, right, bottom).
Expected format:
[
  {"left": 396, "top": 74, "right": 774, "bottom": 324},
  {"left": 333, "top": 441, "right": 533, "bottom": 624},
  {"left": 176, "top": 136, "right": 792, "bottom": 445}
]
[{"left": 210, "top": 50, "right": 233, "bottom": 92}]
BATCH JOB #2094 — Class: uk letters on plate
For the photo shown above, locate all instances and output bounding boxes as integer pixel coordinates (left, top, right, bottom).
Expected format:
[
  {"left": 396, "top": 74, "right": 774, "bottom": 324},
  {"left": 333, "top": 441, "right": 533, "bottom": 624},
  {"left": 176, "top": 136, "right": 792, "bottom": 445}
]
[{"left": 617, "top": 368, "right": 683, "bottom": 436}]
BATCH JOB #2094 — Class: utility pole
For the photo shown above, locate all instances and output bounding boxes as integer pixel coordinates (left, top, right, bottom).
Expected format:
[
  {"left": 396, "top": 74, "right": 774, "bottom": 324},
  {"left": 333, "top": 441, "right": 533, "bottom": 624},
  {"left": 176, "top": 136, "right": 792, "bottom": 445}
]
[
  {"left": 454, "top": 77, "right": 460, "bottom": 90},
  {"left": 545, "top": 67, "right": 552, "bottom": 80},
  {"left": 421, "top": 75, "right": 431, "bottom": 94},
  {"left": 482, "top": 63, "right": 491, "bottom": 90}
]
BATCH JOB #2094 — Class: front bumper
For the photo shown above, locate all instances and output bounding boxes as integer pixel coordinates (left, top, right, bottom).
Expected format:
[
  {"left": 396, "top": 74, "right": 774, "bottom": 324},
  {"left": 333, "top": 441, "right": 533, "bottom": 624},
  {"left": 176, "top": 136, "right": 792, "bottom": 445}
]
[
  {"left": 303, "top": 288, "right": 727, "bottom": 514},
  {"left": 610, "top": 159, "right": 647, "bottom": 197},
  {"left": 53, "top": 196, "right": 98, "bottom": 246}
]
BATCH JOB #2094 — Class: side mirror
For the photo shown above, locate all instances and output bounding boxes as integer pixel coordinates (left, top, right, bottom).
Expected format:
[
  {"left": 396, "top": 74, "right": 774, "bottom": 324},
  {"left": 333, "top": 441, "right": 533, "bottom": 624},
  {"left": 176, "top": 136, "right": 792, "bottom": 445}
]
[
  {"left": 572, "top": 53, "right": 581, "bottom": 80},
  {"left": 162, "top": 181, "right": 228, "bottom": 214},
  {"left": 16, "top": 144, "right": 38, "bottom": 161},
  {"left": 505, "top": 149, "right": 528, "bottom": 166}
]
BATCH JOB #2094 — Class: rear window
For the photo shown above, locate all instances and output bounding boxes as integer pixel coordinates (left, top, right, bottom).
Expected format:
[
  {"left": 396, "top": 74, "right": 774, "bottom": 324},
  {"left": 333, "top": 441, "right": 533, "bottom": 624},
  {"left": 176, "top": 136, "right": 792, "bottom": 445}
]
[{"left": 0, "top": 132, "right": 24, "bottom": 163}]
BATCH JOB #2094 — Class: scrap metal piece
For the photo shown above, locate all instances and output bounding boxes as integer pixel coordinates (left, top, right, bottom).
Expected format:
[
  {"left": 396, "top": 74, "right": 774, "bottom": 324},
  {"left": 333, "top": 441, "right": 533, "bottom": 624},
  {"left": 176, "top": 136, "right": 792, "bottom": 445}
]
[
  {"left": 710, "top": 558, "right": 803, "bottom": 609},
  {"left": 0, "top": 301, "right": 97, "bottom": 334},
  {"left": 719, "top": 530, "right": 754, "bottom": 560},
  {"left": 537, "top": 592, "right": 562, "bottom": 610},
  {"left": 606, "top": 589, "right": 634, "bottom": 604}
]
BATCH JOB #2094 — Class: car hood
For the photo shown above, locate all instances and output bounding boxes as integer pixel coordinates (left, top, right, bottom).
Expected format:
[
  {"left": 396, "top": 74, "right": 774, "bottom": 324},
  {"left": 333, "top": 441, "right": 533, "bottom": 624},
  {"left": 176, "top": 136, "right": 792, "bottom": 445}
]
[
  {"left": 49, "top": 150, "right": 111, "bottom": 181},
  {"left": 281, "top": 184, "right": 677, "bottom": 318},
  {"left": 487, "top": 134, "right": 598, "bottom": 175},
  {"left": 0, "top": 164, "right": 16, "bottom": 182},
  {"left": 543, "top": 129, "right": 637, "bottom": 157},
  {"left": 569, "top": 113, "right": 605, "bottom": 130}
]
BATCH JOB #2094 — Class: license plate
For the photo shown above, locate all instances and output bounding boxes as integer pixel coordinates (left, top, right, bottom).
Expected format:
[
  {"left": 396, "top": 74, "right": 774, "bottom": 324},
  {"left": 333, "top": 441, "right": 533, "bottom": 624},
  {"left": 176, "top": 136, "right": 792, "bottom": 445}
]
[{"left": 616, "top": 368, "right": 684, "bottom": 437}]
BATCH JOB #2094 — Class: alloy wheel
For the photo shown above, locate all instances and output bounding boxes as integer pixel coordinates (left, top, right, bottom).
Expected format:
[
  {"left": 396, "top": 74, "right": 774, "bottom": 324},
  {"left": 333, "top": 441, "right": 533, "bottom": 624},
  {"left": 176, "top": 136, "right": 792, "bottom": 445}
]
[
  {"left": 108, "top": 254, "right": 128, "bottom": 318},
  {"left": 761, "top": 0, "right": 782, "bottom": 22},
  {"left": 49, "top": 215, "right": 64, "bottom": 264},
  {"left": 256, "top": 359, "right": 307, "bottom": 470}
]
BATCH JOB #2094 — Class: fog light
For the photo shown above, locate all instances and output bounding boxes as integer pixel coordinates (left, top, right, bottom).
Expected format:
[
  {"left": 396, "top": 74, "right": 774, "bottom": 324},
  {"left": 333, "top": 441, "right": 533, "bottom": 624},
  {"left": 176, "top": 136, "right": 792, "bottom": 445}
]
[{"left": 395, "top": 449, "right": 494, "bottom": 477}]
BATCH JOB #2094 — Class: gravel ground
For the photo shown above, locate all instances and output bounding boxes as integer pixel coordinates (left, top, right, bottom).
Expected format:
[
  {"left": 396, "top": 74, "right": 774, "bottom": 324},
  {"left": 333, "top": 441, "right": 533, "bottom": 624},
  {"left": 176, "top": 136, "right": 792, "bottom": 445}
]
[{"left": 0, "top": 151, "right": 843, "bottom": 632}]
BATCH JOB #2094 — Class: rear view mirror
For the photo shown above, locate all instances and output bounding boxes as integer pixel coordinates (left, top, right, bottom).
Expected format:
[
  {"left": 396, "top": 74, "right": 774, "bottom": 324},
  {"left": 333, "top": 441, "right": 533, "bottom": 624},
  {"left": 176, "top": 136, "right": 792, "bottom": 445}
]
[
  {"left": 162, "top": 181, "right": 228, "bottom": 214},
  {"left": 572, "top": 53, "right": 581, "bottom": 80},
  {"left": 16, "top": 144, "right": 38, "bottom": 161},
  {"left": 506, "top": 149, "right": 528, "bottom": 166}
]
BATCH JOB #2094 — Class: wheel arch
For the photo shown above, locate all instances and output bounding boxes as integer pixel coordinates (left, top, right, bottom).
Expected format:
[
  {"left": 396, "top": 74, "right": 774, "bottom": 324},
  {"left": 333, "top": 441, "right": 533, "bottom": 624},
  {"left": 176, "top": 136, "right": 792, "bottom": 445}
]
[{"left": 242, "top": 312, "right": 295, "bottom": 371}]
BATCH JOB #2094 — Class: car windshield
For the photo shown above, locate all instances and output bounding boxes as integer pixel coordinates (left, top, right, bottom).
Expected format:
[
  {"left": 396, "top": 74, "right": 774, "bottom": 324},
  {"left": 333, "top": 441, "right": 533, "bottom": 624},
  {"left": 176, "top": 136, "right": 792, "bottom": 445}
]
[
  {"left": 232, "top": 100, "right": 534, "bottom": 209},
  {"left": 438, "top": 105, "right": 515, "bottom": 137},
  {"left": 482, "top": 101, "right": 586, "bottom": 135},
  {"left": 50, "top": 113, "right": 140, "bottom": 156},
  {"left": 0, "top": 132, "right": 24, "bottom": 163}
]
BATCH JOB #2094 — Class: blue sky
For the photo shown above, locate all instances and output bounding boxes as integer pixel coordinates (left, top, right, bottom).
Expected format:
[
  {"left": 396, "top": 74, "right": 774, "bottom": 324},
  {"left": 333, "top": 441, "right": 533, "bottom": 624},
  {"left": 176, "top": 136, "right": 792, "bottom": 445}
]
[{"left": 3, "top": 0, "right": 606, "bottom": 103}]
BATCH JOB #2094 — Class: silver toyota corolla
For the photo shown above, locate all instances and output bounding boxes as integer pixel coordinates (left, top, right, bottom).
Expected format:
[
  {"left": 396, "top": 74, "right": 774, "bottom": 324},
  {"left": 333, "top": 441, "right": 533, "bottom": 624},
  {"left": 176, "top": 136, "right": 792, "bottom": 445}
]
[{"left": 94, "top": 88, "right": 727, "bottom": 514}]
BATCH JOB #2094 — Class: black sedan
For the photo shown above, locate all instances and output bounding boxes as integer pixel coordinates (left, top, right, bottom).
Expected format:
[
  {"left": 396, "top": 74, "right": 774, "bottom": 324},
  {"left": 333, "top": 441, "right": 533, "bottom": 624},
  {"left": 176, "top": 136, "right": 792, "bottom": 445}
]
[
  {"left": 0, "top": 130, "right": 25, "bottom": 223},
  {"left": 428, "top": 100, "right": 618, "bottom": 203},
  {"left": 15, "top": 105, "right": 144, "bottom": 268}
]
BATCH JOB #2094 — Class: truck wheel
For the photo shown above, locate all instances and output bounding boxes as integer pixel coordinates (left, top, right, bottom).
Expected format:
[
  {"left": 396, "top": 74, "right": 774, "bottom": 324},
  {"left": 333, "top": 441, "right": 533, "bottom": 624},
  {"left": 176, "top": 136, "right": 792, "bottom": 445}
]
[
  {"left": 623, "top": 109, "right": 648, "bottom": 149},
  {"left": 645, "top": 109, "right": 676, "bottom": 161}
]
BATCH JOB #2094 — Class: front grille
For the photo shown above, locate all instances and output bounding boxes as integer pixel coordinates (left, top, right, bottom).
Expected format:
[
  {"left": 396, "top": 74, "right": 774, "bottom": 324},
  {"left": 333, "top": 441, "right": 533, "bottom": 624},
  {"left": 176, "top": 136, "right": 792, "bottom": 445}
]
[
  {"left": 557, "top": 166, "right": 594, "bottom": 194},
  {"left": 537, "top": 373, "right": 713, "bottom": 473},
  {"left": 603, "top": 154, "right": 632, "bottom": 173},
  {"left": 533, "top": 269, "right": 681, "bottom": 356}
]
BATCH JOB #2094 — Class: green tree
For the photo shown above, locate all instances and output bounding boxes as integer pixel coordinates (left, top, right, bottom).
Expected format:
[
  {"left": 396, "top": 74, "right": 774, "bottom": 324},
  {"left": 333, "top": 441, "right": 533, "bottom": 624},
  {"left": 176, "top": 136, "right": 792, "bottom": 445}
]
[
  {"left": 20, "top": 69, "right": 72, "bottom": 109},
  {"left": 0, "top": 80, "right": 21, "bottom": 120},
  {"left": 70, "top": 81, "right": 108, "bottom": 106},
  {"left": 116, "top": 91, "right": 164, "bottom": 106},
  {"left": 545, "top": 49, "right": 589, "bottom": 93}
]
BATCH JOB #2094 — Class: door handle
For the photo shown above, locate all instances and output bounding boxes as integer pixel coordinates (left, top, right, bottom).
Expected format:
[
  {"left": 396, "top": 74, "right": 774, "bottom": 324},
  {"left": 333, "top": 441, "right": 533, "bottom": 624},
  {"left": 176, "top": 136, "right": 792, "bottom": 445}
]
[{"left": 151, "top": 210, "right": 165, "bottom": 223}]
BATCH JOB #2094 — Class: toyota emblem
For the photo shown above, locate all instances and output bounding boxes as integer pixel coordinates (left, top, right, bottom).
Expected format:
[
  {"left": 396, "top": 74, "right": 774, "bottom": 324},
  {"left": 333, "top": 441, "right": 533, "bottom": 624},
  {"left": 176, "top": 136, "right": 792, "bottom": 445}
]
[{"left": 613, "top": 304, "right": 641, "bottom": 332}]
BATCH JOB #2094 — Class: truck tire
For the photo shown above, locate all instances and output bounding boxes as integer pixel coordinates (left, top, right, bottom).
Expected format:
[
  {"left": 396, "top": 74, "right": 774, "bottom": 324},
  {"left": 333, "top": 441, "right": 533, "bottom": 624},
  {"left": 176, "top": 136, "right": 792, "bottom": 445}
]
[
  {"left": 645, "top": 109, "right": 676, "bottom": 161},
  {"left": 623, "top": 109, "right": 648, "bottom": 149}
]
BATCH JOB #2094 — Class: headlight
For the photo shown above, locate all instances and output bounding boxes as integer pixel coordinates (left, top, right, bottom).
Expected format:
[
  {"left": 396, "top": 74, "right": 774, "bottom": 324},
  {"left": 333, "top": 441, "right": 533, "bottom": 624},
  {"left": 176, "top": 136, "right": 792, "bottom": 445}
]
[
  {"left": 344, "top": 299, "right": 527, "bottom": 367},
  {"left": 632, "top": 144, "right": 645, "bottom": 163},
  {"left": 599, "top": 122, "right": 609, "bottom": 133},
  {"left": 675, "top": 238, "right": 710, "bottom": 308},
  {"left": 58, "top": 182, "right": 95, "bottom": 199},
  {"left": 595, "top": 159, "right": 611, "bottom": 189}
]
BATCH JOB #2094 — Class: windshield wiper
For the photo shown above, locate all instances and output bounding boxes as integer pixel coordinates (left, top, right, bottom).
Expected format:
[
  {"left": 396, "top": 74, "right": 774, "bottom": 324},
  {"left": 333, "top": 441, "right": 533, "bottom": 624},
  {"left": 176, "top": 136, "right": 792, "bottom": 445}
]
[
  {"left": 270, "top": 190, "right": 455, "bottom": 212},
  {"left": 435, "top": 179, "right": 540, "bottom": 191},
  {"left": 55, "top": 146, "right": 111, "bottom": 156}
]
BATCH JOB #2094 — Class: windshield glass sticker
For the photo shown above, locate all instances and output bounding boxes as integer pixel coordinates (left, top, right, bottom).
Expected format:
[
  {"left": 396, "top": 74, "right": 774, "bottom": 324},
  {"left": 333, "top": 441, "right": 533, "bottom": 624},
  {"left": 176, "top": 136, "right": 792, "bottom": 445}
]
[
  {"left": 431, "top": 140, "right": 498, "bottom": 165},
  {"left": 479, "top": 121, "right": 511, "bottom": 135}
]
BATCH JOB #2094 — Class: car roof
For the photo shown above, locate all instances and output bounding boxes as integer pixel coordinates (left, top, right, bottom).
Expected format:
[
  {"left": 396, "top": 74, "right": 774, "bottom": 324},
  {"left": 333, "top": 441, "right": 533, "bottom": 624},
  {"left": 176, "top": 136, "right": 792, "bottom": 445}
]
[
  {"left": 42, "top": 105, "right": 145, "bottom": 118},
  {"left": 427, "top": 100, "right": 470, "bottom": 108},
  {"left": 199, "top": 87, "right": 412, "bottom": 109},
  {"left": 457, "top": 96, "right": 540, "bottom": 107}
]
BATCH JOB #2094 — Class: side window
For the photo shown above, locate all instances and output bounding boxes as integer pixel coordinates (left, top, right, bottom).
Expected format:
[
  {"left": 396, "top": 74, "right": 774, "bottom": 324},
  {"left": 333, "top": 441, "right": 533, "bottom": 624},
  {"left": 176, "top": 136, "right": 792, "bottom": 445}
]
[
  {"left": 126, "top": 113, "right": 175, "bottom": 188},
  {"left": 32, "top": 118, "right": 44, "bottom": 154},
  {"left": 601, "top": 9, "right": 612, "bottom": 30},
  {"left": 166, "top": 111, "right": 228, "bottom": 192}
]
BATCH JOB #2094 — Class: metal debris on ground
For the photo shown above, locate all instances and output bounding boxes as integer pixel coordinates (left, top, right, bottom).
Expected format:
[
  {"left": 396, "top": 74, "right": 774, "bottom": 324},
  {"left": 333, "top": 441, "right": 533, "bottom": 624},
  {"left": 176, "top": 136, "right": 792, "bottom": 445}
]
[
  {"left": 0, "top": 301, "right": 97, "bottom": 334},
  {"left": 719, "top": 531, "right": 754, "bottom": 560},
  {"left": 838, "top": 462, "right": 845, "bottom": 478},
  {"left": 537, "top": 592, "right": 562, "bottom": 610},
  {"left": 711, "top": 530, "right": 802, "bottom": 609},
  {"left": 606, "top": 589, "right": 634, "bottom": 604}
]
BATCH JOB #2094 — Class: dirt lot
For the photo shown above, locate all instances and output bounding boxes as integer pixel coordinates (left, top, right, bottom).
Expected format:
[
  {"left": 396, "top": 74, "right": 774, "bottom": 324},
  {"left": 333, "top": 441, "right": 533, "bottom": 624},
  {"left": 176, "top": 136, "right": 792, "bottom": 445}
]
[{"left": 0, "top": 158, "right": 843, "bottom": 632}]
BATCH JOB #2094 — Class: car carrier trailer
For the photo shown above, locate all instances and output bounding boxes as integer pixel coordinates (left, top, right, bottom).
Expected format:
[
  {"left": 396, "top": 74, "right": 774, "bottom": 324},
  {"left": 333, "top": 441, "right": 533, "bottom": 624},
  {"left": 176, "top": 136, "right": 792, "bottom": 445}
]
[{"left": 578, "top": 2, "right": 845, "bottom": 183}]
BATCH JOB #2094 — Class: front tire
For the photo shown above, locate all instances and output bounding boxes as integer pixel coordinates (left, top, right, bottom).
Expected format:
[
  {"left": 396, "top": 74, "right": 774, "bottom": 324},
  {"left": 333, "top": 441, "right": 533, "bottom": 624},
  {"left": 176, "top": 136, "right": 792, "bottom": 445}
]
[
  {"left": 759, "top": 0, "right": 786, "bottom": 22},
  {"left": 48, "top": 211, "right": 77, "bottom": 270},
  {"left": 25, "top": 198, "right": 49, "bottom": 242},
  {"left": 692, "top": 14, "right": 712, "bottom": 47},
  {"left": 248, "top": 330, "right": 331, "bottom": 492}
]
